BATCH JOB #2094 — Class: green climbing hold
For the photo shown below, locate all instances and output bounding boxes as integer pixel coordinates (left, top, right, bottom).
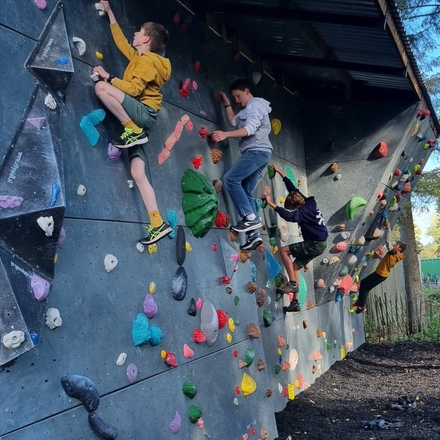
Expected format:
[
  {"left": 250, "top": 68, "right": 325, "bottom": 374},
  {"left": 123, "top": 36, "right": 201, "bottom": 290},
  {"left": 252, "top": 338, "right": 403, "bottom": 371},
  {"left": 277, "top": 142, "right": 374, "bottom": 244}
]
[
  {"left": 263, "top": 310, "right": 272, "bottom": 327},
  {"left": 273, "top": 364, "right": 281, "bottom": 374},
  {"left": 182, "top": 169, "right": 219, "bottom": 238},
  {"left": 182, "top": 380, "right": 197, "bottom": 399},
  {"left": 339, "top": 265, "right": 349, "bottom": 277},
  {"left": 267, "top": 223, "right": 277, "bottom": 238},
  {"left": 286, "top": 344, "right": 289, "bottom": 350},
  {"left": 345, "top": 196, "right": 368, "bottom": 220},
  {"left": 261, "top": 199, "right": 267, "bottom": 209},
  {"left": 244, "top": 348, "right": 255, "bottom": 367},
  {"left": 234, "top": 295, "right": 240, "bottom": 306},
  {"left": 275, "top": 289, "right": 283, "bottom": 302},
  {"left": 286, "top": 165, "right": 298, "bottom": 187},
  {"left": 268, "top": 165, "right": 275, "bottom": 179},
  {"left": 254, "top": 198, "right": 263, "bottom": 214},
  {"left": 326, "top": 343, "right": 332, "bottom": 350},
  {"left": 269, "top": 237, "right": 276, "bottom": 247},
  {"left": 188, "top": 405, "right": 202, "bottom": 423},
  {"left": 219, "top": 139, "right": 230, "bottom": 149},
  {"left": 274, "top": 273, "right": 283, "bottom": 288}
]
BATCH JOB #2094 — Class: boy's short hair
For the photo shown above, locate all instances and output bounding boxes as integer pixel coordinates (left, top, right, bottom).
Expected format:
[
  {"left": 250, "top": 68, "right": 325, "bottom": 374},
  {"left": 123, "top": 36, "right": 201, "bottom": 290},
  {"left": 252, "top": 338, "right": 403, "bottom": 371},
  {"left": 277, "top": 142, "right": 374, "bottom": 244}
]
[
  {"left": 229, "top": 78, "right": 251, "bottom": 93},
  {"left": 285, "top": 191, "right": 305, "bottom": 210},
  {"left": 397, "top": 241, "right": 407, "bottom": 252},
  {"left": 141, "top": 22, "right": 169, "bottom": 54}
]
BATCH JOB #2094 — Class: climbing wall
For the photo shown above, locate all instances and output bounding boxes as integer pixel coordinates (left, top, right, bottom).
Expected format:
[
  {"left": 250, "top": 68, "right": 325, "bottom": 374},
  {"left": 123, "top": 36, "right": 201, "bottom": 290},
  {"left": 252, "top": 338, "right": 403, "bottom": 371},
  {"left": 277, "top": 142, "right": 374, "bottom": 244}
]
[{"left": 0, "top": 0, "right": 432, "bottom": 438}]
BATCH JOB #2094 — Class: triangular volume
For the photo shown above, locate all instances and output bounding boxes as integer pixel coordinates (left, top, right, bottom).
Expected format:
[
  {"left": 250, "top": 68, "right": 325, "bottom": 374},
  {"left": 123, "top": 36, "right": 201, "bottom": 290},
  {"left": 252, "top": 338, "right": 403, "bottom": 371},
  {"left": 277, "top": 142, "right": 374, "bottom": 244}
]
[
  {"left": 0, "top": 207, "right": 64, "bottom": 278},
  {"left": 219, "top": 237, "right": 239, "bottom": 280},
  {"left": 0, "top": 258, "right": 34, "bottom": 366},
  {"left": 25, "top": 2, "right": 74, "bottom": 101}
]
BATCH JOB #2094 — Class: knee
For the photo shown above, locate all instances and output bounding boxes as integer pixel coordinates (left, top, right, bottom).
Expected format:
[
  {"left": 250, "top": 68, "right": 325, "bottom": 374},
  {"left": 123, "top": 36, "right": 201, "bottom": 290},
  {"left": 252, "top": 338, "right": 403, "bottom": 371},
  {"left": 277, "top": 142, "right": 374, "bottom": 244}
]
[
  {"left": 280, "top": 246, "right": 290, "bottom": 257},
  {"left": 223, "top": 171, "right": 236, "bottom": 189},
  {"left": 292, "top": 261, "right": 300, "bottom": 271},
  {"left": 94, "top": 81, "right": 107, "bottom": 97},
  {"left": 130, "top": 160, "right": 146, "bottom": 183}
]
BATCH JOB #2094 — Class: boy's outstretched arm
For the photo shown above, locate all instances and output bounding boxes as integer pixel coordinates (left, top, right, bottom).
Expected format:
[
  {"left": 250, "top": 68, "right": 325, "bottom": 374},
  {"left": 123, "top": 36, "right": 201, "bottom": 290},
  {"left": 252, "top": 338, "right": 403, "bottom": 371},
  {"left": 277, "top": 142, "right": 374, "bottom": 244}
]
[
  {"left": 101, "top": 1, "right": 116, "bottom": 24},
  {"left": 273, "top": 164, "right": 286, "bottom": 179}
]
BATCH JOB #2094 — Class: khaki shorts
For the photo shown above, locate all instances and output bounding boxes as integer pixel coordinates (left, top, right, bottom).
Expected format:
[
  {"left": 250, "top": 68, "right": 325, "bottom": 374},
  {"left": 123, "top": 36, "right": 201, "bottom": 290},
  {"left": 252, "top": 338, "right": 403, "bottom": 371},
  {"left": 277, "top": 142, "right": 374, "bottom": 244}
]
[
  {"left": 121, "top": 94, "right": 158, "bottom": 163},
  {"left": 288, "top": 240, "right": 327, "bottom": 269}
]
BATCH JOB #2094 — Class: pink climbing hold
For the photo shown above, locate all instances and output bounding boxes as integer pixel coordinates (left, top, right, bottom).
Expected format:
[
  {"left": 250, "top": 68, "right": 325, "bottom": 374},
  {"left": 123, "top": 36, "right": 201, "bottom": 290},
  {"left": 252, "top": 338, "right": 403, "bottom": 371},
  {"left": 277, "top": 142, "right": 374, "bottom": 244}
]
[
  {"left": 108, "top": 143, "right": 121, "bottom": 161},
  {"left": 170, "top": 411, "right": 182, "bottom": 434},
  {"left": 126, "top": 363, "right": 138, "bottom": 383},
  {"left": 179, "top": 78, "right": 191, "bottom": 98},
  {"left": 57, "top": 226, "right": 66, "bottom": 248},
  {"left": 34, "top": 0, "right": 47, "bottom": 10},
  {"left": 31, "top": 275, "right": 50, "bottom": 301},
  {"left": 331, "top": 242, "right": 347, "bottom": 253},
  {"left": 394, "top": 168, "right": 401, "bottom": 176},
  {"left": 196, "top": 298, "right": 203, "bottom": 309},
  {"left": 183, "top": 343, "right": 194, "bottom": 358},
  {"left": 231, "top": 254, "right": 239, "bottom": 262},
  {"left": 338, "top": 274, "right": 353, "bottom": 294},
  {"left": 0, "top": 196, "right": 24, "bottom": 208},
  {"left": 27, "top": 117, "right": 46, "bottom": 129},
  {"left": 192, "top": 80, "right": 198, "bottom": 91},
  {"left": 186, "top": 121, "right": 193, "bottom": 131},
  {"left": 173, "top": 12, "right": 180, "bottom": 23}
]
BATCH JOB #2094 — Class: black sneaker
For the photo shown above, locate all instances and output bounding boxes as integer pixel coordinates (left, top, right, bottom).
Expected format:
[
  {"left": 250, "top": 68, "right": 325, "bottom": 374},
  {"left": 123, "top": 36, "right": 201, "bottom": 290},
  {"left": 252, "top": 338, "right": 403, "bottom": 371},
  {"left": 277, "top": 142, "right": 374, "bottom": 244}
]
[
  {"left": 231, "top": 217, "right": 262, "bottom": 233},
  {"left": 139, "top": 222, "right": 172, "bottom": 245},
  {"left": 284, "top": 300, "right": 301, "bottom": 313},
  {"left": 112, "top": 128, "right": 148, "bottom": 149},
  {"left": 284, "top": 281, "right": 299, "bottom": 294},
  {"left": 241, "top": 232, "right": 263, "bottom": 250}
]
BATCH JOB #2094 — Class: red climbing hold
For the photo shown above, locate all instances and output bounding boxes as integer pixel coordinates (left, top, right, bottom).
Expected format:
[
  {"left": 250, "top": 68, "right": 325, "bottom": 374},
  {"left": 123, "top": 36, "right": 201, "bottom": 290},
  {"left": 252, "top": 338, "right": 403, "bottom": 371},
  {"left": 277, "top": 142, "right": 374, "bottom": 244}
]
[
  {"left": 402, "top": 181, "right": 411, "bottom": 194},
  {"left": 193, "top": 61, "right": 201, "bottom": 72},
  {"left": 186, "top": 121, "right": 193, "bottom": 131},
  {"left": 250, "top": 427, "right": 255, "bottom": 436},
  {"left": 212, "top": 243, "right": 218, "bottom": 252},
  {"left": 180, "top": 20, "right": 188, "bottom": 31},
  {"left": 193, "top": 329, "right": 207, "bottom": 343},
  {"left": 417, "top": 109, "right": 431, "bottom": 118},
  {"left": 394, "top": 168, "right": 401, "bottom": 176},
  {"left": 375, "top": 141, "right": 388, "bottom": 158},
  {"left": 173, "top": 12, "right": 180, "bottom": 23},
  {"left": 215, "top": 210, "right": 227, "bottom": 227},
  {"left": 235, "top": 385, "right": 240, "bottom": 395},
  {"left": 233, "top": 350, "right": 238, "bottom": 357},
  {"left": 198, "top": 126, "right": 208, "bottom": 139},
  {"left": 165, "top": 352, "right": 178, "bottom": 367},
  {"left": 179, "top": 78, "right": 191, "bottom": 98},
  {"left": 191, "top": 155, "right": 202, "bottom": 169},
  {"left": 221, "top": 276, "right": 231, "bottom": 285},
  {"left": 216, "top": 310, "right": 228, "bottom": 329}
]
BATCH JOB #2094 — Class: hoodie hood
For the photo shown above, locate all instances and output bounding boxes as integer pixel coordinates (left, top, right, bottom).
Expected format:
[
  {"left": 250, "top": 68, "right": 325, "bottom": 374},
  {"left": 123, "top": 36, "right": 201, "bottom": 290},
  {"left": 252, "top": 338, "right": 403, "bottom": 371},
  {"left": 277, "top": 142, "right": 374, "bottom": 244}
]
[
  {"left": 144, "top": 52, "right": 172, "bottom": 86},
  {"left": 247, "top": 97, "right": 272, "bottom": 114}
]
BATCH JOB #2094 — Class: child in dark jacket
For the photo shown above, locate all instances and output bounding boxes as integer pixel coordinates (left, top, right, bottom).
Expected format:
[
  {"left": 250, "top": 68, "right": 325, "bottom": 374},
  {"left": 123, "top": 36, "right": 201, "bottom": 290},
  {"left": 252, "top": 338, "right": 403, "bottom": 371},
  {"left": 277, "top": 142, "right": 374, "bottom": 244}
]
[{"left": 263, "top": 164, "right": 328, "bottom": 312}]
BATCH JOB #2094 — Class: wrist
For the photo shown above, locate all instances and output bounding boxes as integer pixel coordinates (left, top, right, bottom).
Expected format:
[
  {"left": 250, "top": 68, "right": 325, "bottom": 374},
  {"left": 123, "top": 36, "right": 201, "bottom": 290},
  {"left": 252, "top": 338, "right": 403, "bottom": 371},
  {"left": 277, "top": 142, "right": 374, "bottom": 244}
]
[
  {"left": 224, "top": 103, "right": 231, "bottom": 108},
  {"left": 107, "top": 74, "right": 115, "bottom": 84}
]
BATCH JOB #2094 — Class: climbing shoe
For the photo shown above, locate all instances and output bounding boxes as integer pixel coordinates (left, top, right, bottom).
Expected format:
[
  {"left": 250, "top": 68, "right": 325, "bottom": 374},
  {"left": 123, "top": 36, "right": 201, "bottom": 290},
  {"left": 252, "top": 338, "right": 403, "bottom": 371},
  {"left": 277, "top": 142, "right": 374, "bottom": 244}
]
[
  {"left": 284, "top": 281, "right": 299, "bottom": 294},
  {"left": 351, "top": 300, "right": 366, "bottom": 314},
  {"left": 231, "top": 217, "right": 262, "bottom": 233},
  {"left": 241, "top": 232, "right": 263, "bottom": 250},
  {"left": 112, "top": 128, "right": 148, "bottom": 148},
  {"left": 284, "top": 300, "right": 301, "bottom": 313},
  {"left": 139, "top": 222, "right": 172, "bottom": 245}
]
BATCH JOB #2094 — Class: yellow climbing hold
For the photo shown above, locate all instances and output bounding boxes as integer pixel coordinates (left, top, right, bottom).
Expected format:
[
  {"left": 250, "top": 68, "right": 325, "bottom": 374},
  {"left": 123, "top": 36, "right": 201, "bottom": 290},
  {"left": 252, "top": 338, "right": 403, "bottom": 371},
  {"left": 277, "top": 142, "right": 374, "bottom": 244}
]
[
  {"left": 149, "top": 282, "right": 156, "bottom": 294},
  {"left": 328, "top": 256, "right": 339, "bottom": 265},
  {"left": 95, "top": 51, "right": 104, "bottom": 60},
  {"left": 185, "top": 242, "right": 192, "bottom": 252},
  {"left": 278, "top": 196, "right": 285, "bottom": 204},
  {"left": 54, "top": 254, "right": 58, "bottom": 263},
  {"left": 226, "top": 333, "right": 232, "bottom": 343},
  {"left": 271, "top": 118, "right": 281, "bottom": 135},
  {"left": 287, "top": 383, "right": 295, "bottom": 400},
  {"left": 340, "top": 345, "right": 346, "bottom": 359},
  {"left": 228, "top": 317, "right": 235, "bottom": 332},
  {"left": 148, "top": 244, "right": 158, "bottom": 254},
  {"left": 277, "top": 348, "right": 282, "bottom": 356},
  {"left": 160, "top": 350, "right": 166, "bottom": 359},
  {"left": 411, "top": 122, "right": 420, "bottom": 137},
  {"left": 294, "top": 379, "right": 300, "bottom": 388},
  {"left": 241, "top": 373, "right": 257, "bottom": 396},
  {"left": 272, "top": 246, "right": 279, "bottom": 255}
]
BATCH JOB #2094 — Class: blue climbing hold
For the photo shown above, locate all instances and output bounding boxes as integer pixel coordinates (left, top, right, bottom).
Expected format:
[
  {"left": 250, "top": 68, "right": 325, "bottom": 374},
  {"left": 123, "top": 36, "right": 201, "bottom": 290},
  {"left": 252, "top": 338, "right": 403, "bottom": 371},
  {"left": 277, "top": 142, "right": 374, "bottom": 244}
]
[
  {"left": 149, "top": 324, "right": 164, "bottom": 346},
  {"left": 249, "top": 260, "right": 257, "bottom": 283},
  {"left": 167, "top": 209, "right": 178, "bottom": 238},
  {"left": 86, "top": 109, "right": 106, "bottom": 126},
  {"left": 132, "top": 313, "right": 151, "bottom": 346},
  {"left": 80, "top": 116, "right": 100, "bottom": 147},
  {"left": 335, "top": 290, "right": 343, "bottom": 302},
  {"left": 56, "top": 56, "right": 69, "bottom": 65},
  {"left": 30, "top": 332, "right": 39, "bottom": 344},
  {"left": 50, "top": 183, "right": 60, "bottom": 207},
  {"left": 265, "top": 250, "right": 282, "bottom": 280}
]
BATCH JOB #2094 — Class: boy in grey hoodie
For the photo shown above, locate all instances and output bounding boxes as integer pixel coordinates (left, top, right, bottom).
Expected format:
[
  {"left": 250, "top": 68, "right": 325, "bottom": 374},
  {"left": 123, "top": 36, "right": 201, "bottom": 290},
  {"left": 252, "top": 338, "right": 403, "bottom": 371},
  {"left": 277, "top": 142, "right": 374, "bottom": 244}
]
[{"left": 212, "top": 79, "right": 273, "bottom": 250}]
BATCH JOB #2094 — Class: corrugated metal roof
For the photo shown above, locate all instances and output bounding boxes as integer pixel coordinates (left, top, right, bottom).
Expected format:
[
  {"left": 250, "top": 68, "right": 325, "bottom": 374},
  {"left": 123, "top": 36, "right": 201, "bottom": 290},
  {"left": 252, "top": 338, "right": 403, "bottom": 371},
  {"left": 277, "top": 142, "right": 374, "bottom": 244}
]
[{"left": 187, "top": 0, "right": 439, "bottom": 133}]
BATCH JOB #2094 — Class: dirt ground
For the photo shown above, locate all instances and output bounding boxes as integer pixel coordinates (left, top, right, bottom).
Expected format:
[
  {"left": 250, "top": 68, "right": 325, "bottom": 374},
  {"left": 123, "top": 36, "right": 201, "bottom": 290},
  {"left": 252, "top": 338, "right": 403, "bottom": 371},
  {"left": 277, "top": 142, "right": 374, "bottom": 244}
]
[{"left": 275, "top": 341, "right": 440, "bottom": 440}]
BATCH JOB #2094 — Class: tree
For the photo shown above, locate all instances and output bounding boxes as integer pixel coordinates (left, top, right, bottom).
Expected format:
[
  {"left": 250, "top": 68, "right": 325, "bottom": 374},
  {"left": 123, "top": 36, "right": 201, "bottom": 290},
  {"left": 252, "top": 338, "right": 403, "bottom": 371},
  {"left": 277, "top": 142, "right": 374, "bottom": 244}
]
[{"left": 412, "top": 168, "right": 440, "bottom": 210}]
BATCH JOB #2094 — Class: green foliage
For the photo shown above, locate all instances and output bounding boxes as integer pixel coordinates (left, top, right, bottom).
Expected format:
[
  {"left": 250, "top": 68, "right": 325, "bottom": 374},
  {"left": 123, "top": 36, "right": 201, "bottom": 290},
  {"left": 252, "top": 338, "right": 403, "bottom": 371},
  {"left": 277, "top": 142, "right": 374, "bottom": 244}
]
[{"left": 412, "top": 168, "right": 440, "bottom": 211}]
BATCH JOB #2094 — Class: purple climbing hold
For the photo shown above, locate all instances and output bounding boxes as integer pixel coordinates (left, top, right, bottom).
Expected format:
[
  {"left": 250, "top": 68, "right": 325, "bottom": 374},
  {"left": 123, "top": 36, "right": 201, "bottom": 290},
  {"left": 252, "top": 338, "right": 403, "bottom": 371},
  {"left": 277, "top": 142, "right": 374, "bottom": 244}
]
[
  {"left": 126, "top": 363, "right": 138, "bottom": 383},
  {"left": 170, "top": 411, "right": 182, "bottom": 434},
  {"left": 0, "top": 195, "right": 23, "bottom": 209},
  {"left": 61, "top": 374, "right": 100, "bottom": 412},
  {"left": 88, "top": 412, "right": 118, "bottom": 440},
  {"left": 26, "top": 117, "right": 46, "bottom": 129},
  {"left": 57, "top": 226, "right": 66, "bottom": 248},
  {"left": 143, "top": 294, "right": 158, "bottom": 318},
  {"left": 31, "top": 275, "right": 50, "bottom": 301},
  {"left": 108, "top": 143, "right": 121, "bottom": 161}
]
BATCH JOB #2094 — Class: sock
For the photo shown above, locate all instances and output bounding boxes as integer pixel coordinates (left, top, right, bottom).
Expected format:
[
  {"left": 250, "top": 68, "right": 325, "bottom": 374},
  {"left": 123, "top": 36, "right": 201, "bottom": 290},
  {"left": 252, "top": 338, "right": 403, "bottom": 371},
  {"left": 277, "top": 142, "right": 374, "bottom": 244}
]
[
  {"left": 247, "top": 213, "right": 256, "bottom": 221},
  {"left": 148, "top": 210, "right": 163, "bottom": 228},
  {"left": 122, "top": 119, "right": 142, "bottom": 134}
]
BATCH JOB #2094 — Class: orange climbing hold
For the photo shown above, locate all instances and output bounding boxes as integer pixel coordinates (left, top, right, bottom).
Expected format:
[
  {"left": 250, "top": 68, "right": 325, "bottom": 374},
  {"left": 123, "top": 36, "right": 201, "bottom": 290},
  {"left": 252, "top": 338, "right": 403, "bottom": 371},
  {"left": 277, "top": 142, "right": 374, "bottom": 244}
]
[
  {"left": 312, "top": 350, "right": 322, "bottom": 361},
  {"left": 278, "top": 335, "right": 286, "bottom": 347},
  {"left": 338, "top": 274, "right": 353, "bottom": 294},
  {"left": 402, "top": 181, "right": 411, "bottom": 194},
  {"left": 281, "top": 361, "right": 290, "bottom": 371}
]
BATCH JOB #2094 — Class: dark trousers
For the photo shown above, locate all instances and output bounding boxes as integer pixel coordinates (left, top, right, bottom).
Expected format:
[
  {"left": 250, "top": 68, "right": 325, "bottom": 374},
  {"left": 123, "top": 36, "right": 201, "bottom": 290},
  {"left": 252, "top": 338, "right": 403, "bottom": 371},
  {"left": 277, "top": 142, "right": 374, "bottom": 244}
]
[{"left": 357, "top": 272, "right": 387, "bottom": 307}]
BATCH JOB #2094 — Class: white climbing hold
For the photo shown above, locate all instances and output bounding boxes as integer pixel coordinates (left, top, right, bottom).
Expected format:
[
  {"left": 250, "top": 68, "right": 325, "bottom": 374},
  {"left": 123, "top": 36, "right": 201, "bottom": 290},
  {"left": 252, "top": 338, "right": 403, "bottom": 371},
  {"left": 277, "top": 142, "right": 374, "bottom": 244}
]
[
  {"left": 90, "top": 71, "right": 100, "bottom": 82},
  {"left": 104, "top": 254, "right": 118, "bottom": 272},
  {"left": 233, "top": 397, "right": 239, "bottom": 406},
  {"left": 37, "top": 216, "right": 54, "bottom": 237},
  {"left": 278, "top": 383, "right": 283, "bottom": 393},
  {"left": 136, "top": 242, "right": 145, "bottom": 253},
  {"left": 46, "top": 308, "right": 62, "bottom": 329},
  {"left": 347, "top": 255, "right": 357, "bottom": 265},
  {"left": 77, "top": 184, "right": 86, "bottom": 196},
  {"left": 72, "top": 37, "right": 86, "bottom": 56},
  {"left": 2, "top": 330, "right": 25, "bottom": 349},
  {"left": 322, "top": 258, "right": 328, "bottom": 264},
  {"left": 329, "top": 286, "right": 335, "bottom": 293},
  {"left": 252, "top": 72, "right": 262, "bottom": 85},
  {"left": 335, "top": 174, "right": 342, "bottom": 180},
  {"left": 95, "top": 2, "right": 106, "bottom": 16},
  {"left": 44, "top": 93, "right": 57, "bottom": 110},
  {"left": 116, "top": 353, "right": 127, "bottom": 366},
  {"left": 278, "top": 221, "right": 289, "bottom": 242},
  {"left": 127, "top": 180, "right": 134, "bottom": 189},
  {"left": 340, "top": 231, "right": 351, "bottom": 240}
]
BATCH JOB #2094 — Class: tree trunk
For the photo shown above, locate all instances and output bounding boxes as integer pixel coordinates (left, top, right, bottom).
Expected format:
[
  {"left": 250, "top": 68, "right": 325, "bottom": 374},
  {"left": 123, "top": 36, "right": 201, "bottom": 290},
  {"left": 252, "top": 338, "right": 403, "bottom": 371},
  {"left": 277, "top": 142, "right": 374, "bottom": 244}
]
[{"left": 400, "top": 199, "right": 426, "bottom": 334}]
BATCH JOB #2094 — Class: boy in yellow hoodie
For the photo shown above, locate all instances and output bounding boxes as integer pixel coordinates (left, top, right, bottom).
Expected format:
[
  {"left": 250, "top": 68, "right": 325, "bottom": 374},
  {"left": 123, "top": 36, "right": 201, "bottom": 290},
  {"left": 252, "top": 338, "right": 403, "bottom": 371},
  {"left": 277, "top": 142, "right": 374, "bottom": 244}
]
[
  {"left": 353, "top": 221, "right": 406, "bottom": 313},
  {"left": 92, "top": 0, "right": 172, "bottom": 245}
]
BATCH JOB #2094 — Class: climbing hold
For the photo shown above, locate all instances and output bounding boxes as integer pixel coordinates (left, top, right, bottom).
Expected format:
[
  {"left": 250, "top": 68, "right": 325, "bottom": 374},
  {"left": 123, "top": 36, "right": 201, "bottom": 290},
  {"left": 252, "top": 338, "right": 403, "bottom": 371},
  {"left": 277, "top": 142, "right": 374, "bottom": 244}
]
[
  {"left": 278, "top": 335, "right": 286, "bottom": 347},
  {"left": 150, "top": 324, "right": 163, "bottom": 346},
  {"left": 263, "top": 310, "right": 273, "bottom": 327},
  {"left": 72, "top": 37, "right": 86, "bottom": 56},
  {"left": 191, "top": 155, "right": 203, "bottom": 169},
  {"left": 165, "top": 352, "right": 178, "bottom": 367},
  {"left": 339, "top": 265, "right": 349, "bottom": 276},
  {"left": 95, "top": 51, "right": 104, "bottom": 60},
  {"left": 30, "top": 332, "right": 39, "bottom": 345},
  {"left": 328, "top": 256, "right": 339, "bottom": 265},
  {"left": 374, "top": 141, "right": 388, "bottom": 158},
  {"left": 215, "top": 210, "right": 228, "bottom": 228},
  {"left": 188, "top": 298, "right": 197, "bottom": 316},
  {"left": 193, "top": 329, "right": 207, "bottom": 343},
  {"left": 247, "top": 323, "right": 261, "bottom": 339},
  {"left": 2, "top": 331, "right": 25, "bottom": 349},
  {"left": 126, "top": 363, "right": 138, "bottom": 383},
  {"left": 61, "top": 374, "right": 99, "bottom": 412},
  {"left": 107, "top": 143, "right": 121, "bottom": 161},
  {"left": 247, "top": 281, "right": 257, "bottom": 294},
  {"left": 179, "top": 78, "right": 191, "bottom": 98},
  {"left": 241, "top": 373, "right": 257, "bottom": 396},
  {"left": 95, "top": 2, "right": 106, "bottom": 16},
  {"left": 116, "top": 353, "right": 127, "bottom": 366},
  {"left": 46, "top": 308, "right": 62, "bottom": 329},
  {"left": 402, "top": 181, "right": 411, "bottom": 194},
  {"left": 171, "top": 266, "right": 187, "bottom": 301},
  {"left": 132, "top": 313, "right": 151, "bottom": 346},
  {"left": 49, "top": 183, "right": 61, "bottom": 207},
  {"left": 193, "top": 60, "right": 201, "bottom": 72},
  {"left": 183, "top": 344, "right": 194, "bottom": 358},
  {"left": 170, "top": 411, "right": 182, "bottom": 434},
  {"left": 330, "top": 163, "right": 338, "bottom": 174},
  {"left": 36, "top": 215, "right": 54, "bottom": 237},
  {"left": 331, "top": 242, "right": 347, "bottom": 253},
  {"left": 267, "top": 165, "right": 276, "bottom": 179},
  {"left": 31, "top": 275, "right": 50, "bottom": 301},
  {"left": 77, "top": 184, "right": 86, "bottom": 196},
  {"left": 217, "top": 310, "right": 228, "bottom": 329},
  {"left": 0, "top": 195, "right": 24, "bottom": 208},
  {"left": 175, "top": 225, "right": 186, "bottom": 265},
  {"left": 182, "top": 380, "right": 197, "bottom": 399},
  {"left": 345, "top": 197, "right": 367, "bottom": 220},
  {"left": 338, "top": 274, "right": 353, "bottom": 294},
  {"left": 226, "top": 333, "right": 233, "bottom": 343},
  {"left": 166, "top": 209, "right": 178, "bottom": 239},
  {"left": 228, "top": 317, "right": 235, "bottom": 332},
  {"left": 211, "top": 148, "right": 222, "bottom": 164},
  {"left": 252, "top": 71, "right": 262, "bottom": 84},
  {"left": 27, "top": 117, "right": 46, "bottom": 129},
  {"left": 104, "top": 254, "right": 118, "bottom": 272},
  {"left": 34, "top": 0, "right": 47, "bottom": 9},
  {"left": 244, "top": 348, "right": 255, "bottom": 366},
  {"left": 271, "top": 119, "right": 281, "bottom": 135},
  {"left": 44, "top": 93, "right": 57, "bottom": 110},
  {"left": 212, "top": 179, "right": 223, "bottom": 193},
  {"left": 188, "top": 405, "right": 202, "bottom": 423},
  {"left": 143, "top": 294, "right": 158, "bottom": 319},
  {"left": 88, "top": 412, "right": 117, "bottom": 440},
  {"left": 200, "top": 300, "right": 219, "bottom": 347}
]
